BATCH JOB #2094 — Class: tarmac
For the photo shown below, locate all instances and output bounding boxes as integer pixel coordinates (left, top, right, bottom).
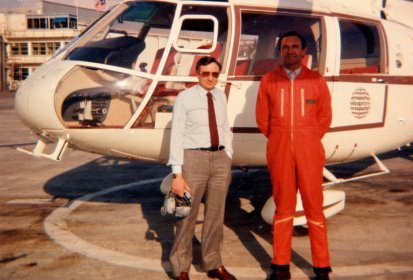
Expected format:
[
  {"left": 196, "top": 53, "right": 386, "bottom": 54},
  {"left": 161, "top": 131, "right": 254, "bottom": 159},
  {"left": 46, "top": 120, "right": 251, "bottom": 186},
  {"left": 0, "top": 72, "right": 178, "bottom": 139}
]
[{"left": 1, "top": 90, "right": 413, "bottom": 280}]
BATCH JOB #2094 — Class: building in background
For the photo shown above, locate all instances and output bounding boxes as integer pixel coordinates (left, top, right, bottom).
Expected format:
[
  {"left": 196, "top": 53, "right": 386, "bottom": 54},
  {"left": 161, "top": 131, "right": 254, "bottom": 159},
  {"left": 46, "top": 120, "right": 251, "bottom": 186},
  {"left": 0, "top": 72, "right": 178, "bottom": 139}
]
[
  {"left": 0, "top": 36, "right": 5, "bottom": 91},
  {"left": 0, "top": 13, "right": 80, "bottom": 90},
  {"left": 0, "top": 0, "right": 120, "bottom": 91}
]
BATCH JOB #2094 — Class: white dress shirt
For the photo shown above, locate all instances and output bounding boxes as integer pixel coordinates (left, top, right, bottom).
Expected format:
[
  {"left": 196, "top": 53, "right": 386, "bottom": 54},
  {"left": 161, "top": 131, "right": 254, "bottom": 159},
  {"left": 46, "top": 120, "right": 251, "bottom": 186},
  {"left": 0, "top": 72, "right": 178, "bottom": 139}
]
[
  {"left": 168, "top": 84, "right": 233, "bottom": 174},
  {"left": 284, "top": 66, "right": 302, "bottom": 80}
]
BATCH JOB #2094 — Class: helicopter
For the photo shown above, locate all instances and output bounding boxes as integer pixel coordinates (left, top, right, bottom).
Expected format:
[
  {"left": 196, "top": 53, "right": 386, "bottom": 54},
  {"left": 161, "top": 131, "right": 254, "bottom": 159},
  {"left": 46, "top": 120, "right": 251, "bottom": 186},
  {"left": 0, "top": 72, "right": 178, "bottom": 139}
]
[{"left": 15, "top": 0, "right": 413, "bottom": 225}]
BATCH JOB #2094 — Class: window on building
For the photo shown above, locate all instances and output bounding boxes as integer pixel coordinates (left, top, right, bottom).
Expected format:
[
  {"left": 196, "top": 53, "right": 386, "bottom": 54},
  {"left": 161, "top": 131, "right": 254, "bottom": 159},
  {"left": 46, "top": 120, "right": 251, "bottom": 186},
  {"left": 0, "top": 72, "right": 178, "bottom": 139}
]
[
  {"left": 28, "top": 19, "right": 33, "bottom": 29},
  {"left": 13, "top": 68, "right": 29, "bottom": 81},
  {"left": 47, "top": 42, "right": 61, "bottom": 55},
  {"left": 11, "top": 43, "right": 29, "bottom": 55},
  {"left": 52, "top": 17, "right": 69, "bottom": 29},
  {"left": 339, "top": 20, "right": 383, "bottom": 74},
  {"left": 32, "top": 42, "right": 46, "bottom": 55},
  {"left": 69, "top": 17, "right": 77, "bottom": 29},
  {"left": 33, "top": 43, "right": 41, "bottom": 55},
  {"left": 235, "top": 12, "right": 323, "bottom": 76},
  {"left": 27, "top": 18, "right": 48, "bottom": 29},
  {"left": 32, "top": 42, "right": 62, "bottom": 55}
]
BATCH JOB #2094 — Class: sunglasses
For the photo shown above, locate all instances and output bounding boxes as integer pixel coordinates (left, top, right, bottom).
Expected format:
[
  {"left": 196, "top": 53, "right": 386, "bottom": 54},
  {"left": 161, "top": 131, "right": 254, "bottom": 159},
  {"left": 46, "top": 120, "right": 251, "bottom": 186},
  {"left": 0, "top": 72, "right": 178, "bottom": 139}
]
[{"left": 199, "top": 71, "right": 220, "bottom": 78}]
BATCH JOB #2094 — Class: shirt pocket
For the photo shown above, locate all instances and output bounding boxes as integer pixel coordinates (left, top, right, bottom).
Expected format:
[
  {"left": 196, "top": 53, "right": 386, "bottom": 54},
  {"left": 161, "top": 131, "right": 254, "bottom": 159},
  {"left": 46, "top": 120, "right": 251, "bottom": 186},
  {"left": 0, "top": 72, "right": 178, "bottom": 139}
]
[
  {"left": 270, "top": 87, "right": 286, "bottom": 121},
  {"left": 187, "top": 106, "right": 208, "bottom": 127},
  {"left": 299, "top": 87, "right": 318, "bottom": 120}
]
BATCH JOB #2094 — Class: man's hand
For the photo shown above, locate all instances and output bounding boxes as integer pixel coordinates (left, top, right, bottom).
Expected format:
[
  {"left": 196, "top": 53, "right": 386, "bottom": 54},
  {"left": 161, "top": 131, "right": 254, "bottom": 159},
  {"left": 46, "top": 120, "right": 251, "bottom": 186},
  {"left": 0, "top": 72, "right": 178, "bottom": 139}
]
[{"left": 171, "top": 174, "right": 191, "bottom": 197}]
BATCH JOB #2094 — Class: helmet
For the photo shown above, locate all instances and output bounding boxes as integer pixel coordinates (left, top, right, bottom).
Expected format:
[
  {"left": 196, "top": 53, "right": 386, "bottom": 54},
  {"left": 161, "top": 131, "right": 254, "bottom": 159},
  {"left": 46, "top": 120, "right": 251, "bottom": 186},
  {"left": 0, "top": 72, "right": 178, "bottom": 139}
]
[{"left": 161, "top": 191, "right": 193, "bottom": 218}]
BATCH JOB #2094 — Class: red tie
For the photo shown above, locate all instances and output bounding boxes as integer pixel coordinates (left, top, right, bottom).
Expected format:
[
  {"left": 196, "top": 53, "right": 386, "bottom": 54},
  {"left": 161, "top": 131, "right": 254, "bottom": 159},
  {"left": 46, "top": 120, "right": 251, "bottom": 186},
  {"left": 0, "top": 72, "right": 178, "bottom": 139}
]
[{"left": 207, "top": 92, "right": 219, "bottom": 147}]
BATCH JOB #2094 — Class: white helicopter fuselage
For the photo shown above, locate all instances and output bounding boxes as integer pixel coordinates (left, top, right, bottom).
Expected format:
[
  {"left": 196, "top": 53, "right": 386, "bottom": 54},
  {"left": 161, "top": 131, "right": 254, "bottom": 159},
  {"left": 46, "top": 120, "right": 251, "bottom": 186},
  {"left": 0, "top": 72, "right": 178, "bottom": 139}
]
[{"left": 15, "top": 0, "right": 413, "bottom": 166}]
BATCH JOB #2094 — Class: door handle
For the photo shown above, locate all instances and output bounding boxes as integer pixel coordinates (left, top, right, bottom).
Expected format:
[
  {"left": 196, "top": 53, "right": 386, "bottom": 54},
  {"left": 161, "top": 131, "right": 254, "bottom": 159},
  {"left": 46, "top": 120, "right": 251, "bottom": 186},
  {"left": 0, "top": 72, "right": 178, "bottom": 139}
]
[{"left": 372, "top": 77, "right": 385, "bottom": 83}]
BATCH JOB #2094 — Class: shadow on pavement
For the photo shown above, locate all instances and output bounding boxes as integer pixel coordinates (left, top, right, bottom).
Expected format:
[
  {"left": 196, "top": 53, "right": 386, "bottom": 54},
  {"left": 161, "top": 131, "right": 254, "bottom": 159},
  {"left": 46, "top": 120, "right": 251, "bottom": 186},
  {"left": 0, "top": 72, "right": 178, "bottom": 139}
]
[{"left": 42, "top": 146, "right": 412, "bottom": 277}]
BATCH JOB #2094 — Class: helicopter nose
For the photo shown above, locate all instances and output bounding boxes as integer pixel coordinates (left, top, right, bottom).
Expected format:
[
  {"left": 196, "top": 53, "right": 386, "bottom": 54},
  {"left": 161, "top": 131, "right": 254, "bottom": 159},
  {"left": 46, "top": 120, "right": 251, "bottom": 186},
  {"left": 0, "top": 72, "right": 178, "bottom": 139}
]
[
  {"left": 14, "top": 62, "right": 66, "bottom": 133},
  {"left": 15, "top": 75, "right": 35, "bottom": 130}
]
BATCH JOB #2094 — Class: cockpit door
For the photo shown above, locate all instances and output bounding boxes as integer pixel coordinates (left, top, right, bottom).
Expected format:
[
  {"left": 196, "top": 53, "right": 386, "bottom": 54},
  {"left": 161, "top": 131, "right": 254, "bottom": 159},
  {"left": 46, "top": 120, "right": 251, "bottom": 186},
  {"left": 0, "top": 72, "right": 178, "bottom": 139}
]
[
  {"left": 329, "top": 19, "right": 387, "bottom": 131},
  {"left": 228, "top": 9, "right": 327, "bottom": 164}
]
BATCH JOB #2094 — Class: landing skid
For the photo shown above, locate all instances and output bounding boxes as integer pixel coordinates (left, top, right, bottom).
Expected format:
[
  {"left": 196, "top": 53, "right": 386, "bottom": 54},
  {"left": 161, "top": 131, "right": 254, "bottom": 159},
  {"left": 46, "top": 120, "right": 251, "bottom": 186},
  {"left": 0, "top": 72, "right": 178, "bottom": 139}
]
[
  {"left": 323, "top": 152, "right": 390, "bottom": 187},
  {"left": 17, "top": 137, "right": 68, "bottom": 161}
]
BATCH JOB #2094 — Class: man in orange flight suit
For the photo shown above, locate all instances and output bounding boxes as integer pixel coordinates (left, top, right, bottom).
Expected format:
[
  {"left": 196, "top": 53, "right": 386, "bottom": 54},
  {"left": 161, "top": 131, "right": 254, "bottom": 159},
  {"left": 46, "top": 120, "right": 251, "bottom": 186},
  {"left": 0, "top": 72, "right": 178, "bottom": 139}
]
[{"left": 256, "top": 31, "right": 333, "bottom": 280}]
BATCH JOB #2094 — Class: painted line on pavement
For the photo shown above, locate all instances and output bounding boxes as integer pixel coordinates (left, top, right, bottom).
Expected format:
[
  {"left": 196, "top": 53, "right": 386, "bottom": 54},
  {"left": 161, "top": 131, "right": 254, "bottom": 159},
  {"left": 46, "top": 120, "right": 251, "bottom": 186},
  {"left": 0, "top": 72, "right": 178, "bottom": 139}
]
[{"left": 43, "top": 178, "right": 413, "bottom": 279}]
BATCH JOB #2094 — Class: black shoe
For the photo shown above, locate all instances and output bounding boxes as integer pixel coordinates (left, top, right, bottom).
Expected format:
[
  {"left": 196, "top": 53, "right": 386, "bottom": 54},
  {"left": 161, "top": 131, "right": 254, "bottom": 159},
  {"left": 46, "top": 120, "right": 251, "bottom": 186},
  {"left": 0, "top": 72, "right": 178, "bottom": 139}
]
[
  {"left": 268, "top": 264, "right": 291, "bottom": 280},
  {"left": 315, "top": 273, "right": 329, "bottom": 280},
  {"left": 314, "top": 267, "right": 332, "bottom": 280}
]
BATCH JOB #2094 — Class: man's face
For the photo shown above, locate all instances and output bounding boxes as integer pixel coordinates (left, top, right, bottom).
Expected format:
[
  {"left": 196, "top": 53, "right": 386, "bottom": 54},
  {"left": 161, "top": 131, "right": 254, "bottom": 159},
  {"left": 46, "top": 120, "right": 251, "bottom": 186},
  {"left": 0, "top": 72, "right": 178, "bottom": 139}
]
[
  {"left": 280, "top": 35, "right": 307, "bottom": 70},
  {"left": 197, "top": 62, "right": 220, "bottom": 91}
]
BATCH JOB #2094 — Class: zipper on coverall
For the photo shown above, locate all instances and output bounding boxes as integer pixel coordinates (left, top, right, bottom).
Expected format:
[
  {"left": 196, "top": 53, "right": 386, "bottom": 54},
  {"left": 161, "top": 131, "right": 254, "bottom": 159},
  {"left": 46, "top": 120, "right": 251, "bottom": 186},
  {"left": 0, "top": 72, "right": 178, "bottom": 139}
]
[
  {"left": 290, "top": 80, "right": 294, "bottom": 146},
  {"left": 301, "top": 88, "right": 305, "bottom": 117},
  {"left": 281, "top": 88, "right": 284, "bottom": 117}
]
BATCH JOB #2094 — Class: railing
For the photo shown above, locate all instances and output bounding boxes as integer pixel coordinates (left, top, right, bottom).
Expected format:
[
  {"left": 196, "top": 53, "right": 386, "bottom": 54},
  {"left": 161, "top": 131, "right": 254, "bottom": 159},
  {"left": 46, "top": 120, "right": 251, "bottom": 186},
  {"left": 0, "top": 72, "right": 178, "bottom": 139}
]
[
  {"left": 5, "top": 29, "right": 80, "bottom": 39},
  {"left": 8, "top": 56, "right": 50, "bottom": 64}
]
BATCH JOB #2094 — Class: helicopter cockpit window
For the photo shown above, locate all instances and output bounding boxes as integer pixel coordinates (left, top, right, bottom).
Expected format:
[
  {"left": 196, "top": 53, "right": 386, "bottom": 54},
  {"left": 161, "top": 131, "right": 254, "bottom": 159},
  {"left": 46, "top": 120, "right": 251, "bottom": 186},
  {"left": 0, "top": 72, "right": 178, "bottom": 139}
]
[
  {"left": 339, "top": 20, "right": 383, "bottom": 74},
  {"left": 57, "top": 66, "right": 152, "bottom": 128},
  {"left": 66, "top": 2, "right": 176, "bottom": 71},
  {"left": 165, "top": 6, "right": 228, "bottom": 77},
  {"left": 57, "top": 2, "right": 177, "bottom": 128},
  {"left": 236, "top": 12, "right": 323, "bottom": 76},
  {"left": 131, "top": 5, "right": 229, "bottom": 129}
]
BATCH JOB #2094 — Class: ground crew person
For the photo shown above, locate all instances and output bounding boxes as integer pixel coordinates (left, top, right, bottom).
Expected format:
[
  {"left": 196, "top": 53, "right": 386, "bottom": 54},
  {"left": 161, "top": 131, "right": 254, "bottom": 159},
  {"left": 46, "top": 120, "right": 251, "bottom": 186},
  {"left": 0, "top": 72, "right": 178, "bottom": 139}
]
[{"left": 256, "top": 31, "right": 333, "bottom": 280}]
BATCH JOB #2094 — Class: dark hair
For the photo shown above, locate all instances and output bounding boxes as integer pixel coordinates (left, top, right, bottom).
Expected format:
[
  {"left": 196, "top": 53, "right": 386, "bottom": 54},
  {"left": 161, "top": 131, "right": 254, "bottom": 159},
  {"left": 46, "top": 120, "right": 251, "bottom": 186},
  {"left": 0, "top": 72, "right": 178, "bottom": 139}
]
[
  {"left": 195, "top": 56, "right": 222, "bottom": 73},
  {"left": 277, "top": 31, "right": 307, "bottom": 50}
]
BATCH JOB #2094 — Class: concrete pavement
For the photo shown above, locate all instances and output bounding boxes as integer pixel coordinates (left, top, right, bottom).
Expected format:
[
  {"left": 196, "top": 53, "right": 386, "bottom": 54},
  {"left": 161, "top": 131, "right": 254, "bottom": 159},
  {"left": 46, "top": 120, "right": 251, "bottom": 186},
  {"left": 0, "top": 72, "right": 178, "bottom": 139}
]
[{"left": 1, "top": 91, "right": 412, "bottom": 279}]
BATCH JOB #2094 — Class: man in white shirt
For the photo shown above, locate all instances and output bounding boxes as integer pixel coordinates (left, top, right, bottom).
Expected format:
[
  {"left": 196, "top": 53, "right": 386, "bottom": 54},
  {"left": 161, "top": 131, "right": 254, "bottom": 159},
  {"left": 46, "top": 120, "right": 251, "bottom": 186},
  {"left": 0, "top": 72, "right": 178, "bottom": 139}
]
[{"left": 167, "top": 56, "right": 235, "bottom": 280}]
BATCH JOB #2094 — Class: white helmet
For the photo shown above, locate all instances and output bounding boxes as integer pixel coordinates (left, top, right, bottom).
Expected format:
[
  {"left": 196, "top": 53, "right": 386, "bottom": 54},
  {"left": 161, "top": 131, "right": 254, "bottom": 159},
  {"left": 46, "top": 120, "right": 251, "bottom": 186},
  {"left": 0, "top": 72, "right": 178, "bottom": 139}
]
[{"left": 161, "top": 191, "right": 193, "bottom": 218}]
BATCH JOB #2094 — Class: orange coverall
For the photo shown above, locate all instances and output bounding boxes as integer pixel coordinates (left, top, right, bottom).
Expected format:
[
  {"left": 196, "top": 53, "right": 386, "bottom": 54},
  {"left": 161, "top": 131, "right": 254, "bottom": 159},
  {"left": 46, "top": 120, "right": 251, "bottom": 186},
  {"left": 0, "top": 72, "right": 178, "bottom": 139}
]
[{"left": 256, "top": 65, "right": 332, "bottom": 268}]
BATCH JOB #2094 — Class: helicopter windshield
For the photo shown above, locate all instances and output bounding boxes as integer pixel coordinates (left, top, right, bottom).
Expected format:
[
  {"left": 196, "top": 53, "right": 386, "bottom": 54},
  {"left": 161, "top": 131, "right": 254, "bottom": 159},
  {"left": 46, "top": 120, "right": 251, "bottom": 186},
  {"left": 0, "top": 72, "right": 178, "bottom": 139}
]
[
  {"left": 66, "top": 2, "right": 176, "bottom": 71},
  {"left": 56, "top": 1, "right": 229, "bottom": 129}
]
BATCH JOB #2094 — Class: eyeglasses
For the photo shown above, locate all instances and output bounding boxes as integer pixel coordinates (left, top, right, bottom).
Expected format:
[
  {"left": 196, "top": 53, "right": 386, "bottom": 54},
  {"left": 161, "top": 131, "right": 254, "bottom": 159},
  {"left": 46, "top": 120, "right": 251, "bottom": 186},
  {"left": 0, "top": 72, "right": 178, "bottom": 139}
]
[{"left": 199, "top": 71, "right": 219, "bottom": 78}]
